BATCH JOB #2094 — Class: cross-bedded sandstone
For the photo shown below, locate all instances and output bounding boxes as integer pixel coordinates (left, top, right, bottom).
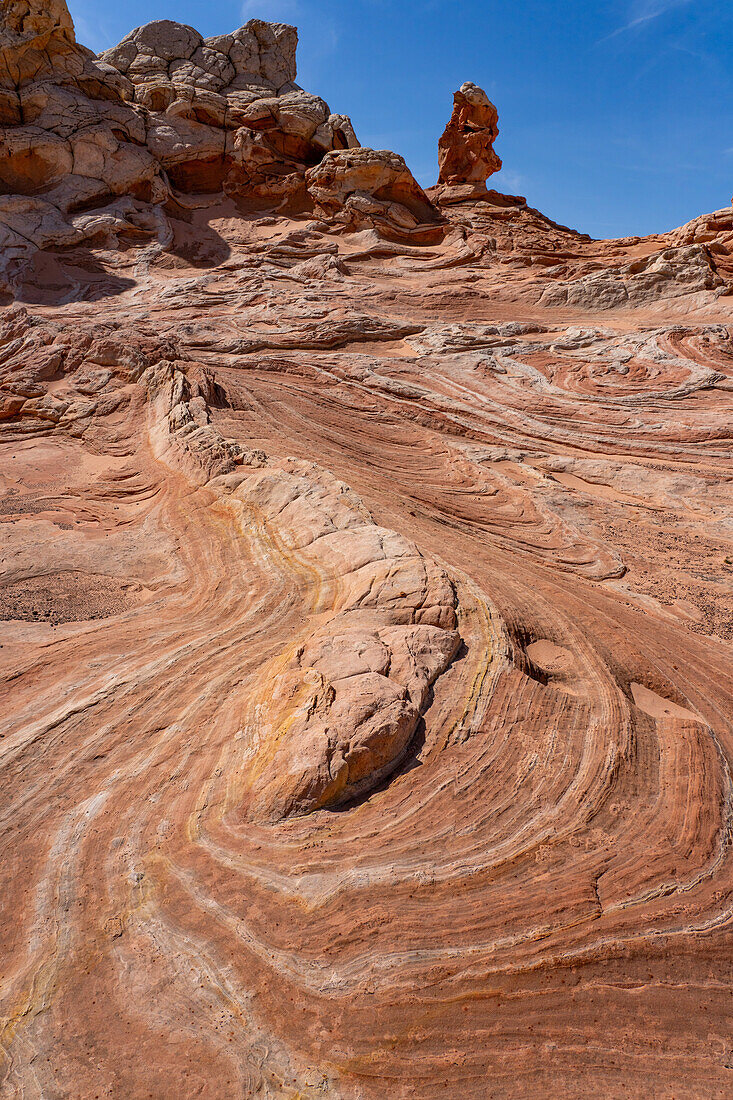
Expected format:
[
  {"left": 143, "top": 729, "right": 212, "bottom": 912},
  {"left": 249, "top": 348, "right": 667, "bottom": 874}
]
[{"left": 1, "top": 4, "right": 732, "bottom": 1098}]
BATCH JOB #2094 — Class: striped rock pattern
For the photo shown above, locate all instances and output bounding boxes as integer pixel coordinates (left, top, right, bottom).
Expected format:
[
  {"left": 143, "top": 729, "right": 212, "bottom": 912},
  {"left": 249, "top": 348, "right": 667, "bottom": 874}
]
[
  {"left": 0, "top": 8, "right": 732, "bottom": 1100},
  {"left": 1, "top": 193, "right": 732, "bottom": 1098}
]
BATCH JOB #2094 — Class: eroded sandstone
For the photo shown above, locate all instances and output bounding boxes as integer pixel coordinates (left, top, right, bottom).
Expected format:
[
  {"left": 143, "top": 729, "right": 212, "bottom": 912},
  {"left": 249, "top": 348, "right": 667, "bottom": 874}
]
[
  {"left": 435, "top": 80, "right": 502, "bottom": 201},
  {"left": 1, "top": 4, "right": 732, "bottom": 1099}
]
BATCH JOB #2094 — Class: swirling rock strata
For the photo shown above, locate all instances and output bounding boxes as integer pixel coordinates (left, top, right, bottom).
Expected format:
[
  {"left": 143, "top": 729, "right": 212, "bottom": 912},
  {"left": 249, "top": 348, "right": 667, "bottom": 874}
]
[
  {"left": 1, "top": 4, "right": 733, "bottom": 1099},
  {"left": 150, "top": 356, "right": 460, "bottom": 821},
  {"left": 0, "top": 306, "right": 459, "bottom": 825}
]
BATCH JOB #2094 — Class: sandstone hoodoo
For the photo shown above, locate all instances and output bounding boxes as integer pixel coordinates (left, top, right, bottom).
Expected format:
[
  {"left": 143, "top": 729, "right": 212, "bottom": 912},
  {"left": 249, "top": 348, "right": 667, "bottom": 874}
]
[
  {"left": 1, "top": 2, "right": 733, "bottom": 1098},
  {"left": 437, "top": 80, "right": 502, "bottom": 189}
]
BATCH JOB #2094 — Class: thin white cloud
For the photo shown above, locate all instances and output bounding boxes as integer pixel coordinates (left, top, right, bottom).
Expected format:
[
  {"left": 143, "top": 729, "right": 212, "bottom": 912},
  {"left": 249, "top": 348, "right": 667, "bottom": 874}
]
[
  {"left": 601, "top": 0, "right": 693, "bottom": 42},
  {"left": 493, "top": 170, "right": 526, "bottom": 195}
]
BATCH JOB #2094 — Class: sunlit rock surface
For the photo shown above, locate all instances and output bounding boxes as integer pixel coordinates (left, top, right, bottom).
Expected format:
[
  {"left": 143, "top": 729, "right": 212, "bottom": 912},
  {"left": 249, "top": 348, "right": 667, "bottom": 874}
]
[
  {"left": 1, "top": 4, "right": 733, "bottom": 1098},
  {"left": 436, "top": 80, "right": 502, "bottom": 196}
]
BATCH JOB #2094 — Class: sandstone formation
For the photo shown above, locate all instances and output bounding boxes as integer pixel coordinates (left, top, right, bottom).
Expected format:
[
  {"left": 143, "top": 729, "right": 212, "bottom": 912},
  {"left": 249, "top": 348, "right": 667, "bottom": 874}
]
[
  {"left": 436, "top": 80, "right": 502, "bottom": 199},
  {"left": 306, "top": 147, "right": 443, "bottom": 239},
  {"left": 0, "top": 2, "right": 444, "bottom": 292},
  {"left": 1, "top": 4, "right": 733, "bottom": 1099}
]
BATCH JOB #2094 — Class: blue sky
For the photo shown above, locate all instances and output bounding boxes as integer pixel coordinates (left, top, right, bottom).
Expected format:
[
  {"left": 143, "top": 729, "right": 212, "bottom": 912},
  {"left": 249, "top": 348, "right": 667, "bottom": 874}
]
[{"left": 68, "top": 1, "right": 733, "bottom": 239}]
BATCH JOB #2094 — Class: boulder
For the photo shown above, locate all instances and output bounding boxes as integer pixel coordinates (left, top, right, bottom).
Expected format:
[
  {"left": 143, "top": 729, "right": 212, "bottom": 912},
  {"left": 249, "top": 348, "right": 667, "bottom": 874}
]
[{"left": 306, "top": 148, "right": 443, "bottom": 237}]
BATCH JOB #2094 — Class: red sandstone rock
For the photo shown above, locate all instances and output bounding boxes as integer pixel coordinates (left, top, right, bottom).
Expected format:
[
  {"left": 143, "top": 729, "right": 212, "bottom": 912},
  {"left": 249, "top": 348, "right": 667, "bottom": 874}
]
[
  {"left": 306, "top": 147, "right": 443, "bottom": 236},
  {"left": 0, "top": 4, "right": 732, "bottom": 1099},
  {"left": 437, "top": 80, "right": 502, "bottom": 188},
  {"left": 0, "top": 0, "right": 365, "bottom": 289}
]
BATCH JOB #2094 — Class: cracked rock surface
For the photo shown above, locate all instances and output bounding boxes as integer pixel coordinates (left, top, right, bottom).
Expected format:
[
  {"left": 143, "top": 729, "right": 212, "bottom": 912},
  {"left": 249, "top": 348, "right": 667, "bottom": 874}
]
[{"left": 1, "top": 3, "right": 733, "bottom": 1099}]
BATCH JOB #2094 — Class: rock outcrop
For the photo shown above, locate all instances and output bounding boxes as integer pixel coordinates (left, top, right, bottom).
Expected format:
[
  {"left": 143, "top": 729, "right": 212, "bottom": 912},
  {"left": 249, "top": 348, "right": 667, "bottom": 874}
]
[
  {"left": 306, "top": 147, "right": 443, "bottom": 239},
  {"left": 97, "top": 17, "right": 359, "bottom": 198},
  {"left": 0, "top": 1, "right": 443, "bottom": 293},
  {"left": 538, "top": 242, "right": 728, "bottom": 308},
  {"left": 1, "top": 4, "right": 732, "bottom": 1100},
  {"left": 437, "top": 81, "right": 502, "bottom": 191}
]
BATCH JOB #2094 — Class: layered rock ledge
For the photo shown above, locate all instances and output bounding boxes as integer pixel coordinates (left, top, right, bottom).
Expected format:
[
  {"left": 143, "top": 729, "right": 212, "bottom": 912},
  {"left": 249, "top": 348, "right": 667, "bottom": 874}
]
[{"left": 1, "top": 3, "right": 732, "bottom": 1098}]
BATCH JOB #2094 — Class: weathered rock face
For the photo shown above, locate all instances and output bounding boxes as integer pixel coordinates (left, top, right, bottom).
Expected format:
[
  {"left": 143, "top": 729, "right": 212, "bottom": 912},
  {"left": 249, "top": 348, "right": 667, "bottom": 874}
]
[
  {"left": 1, "top": 7, "right": 733, "bottom": 1100},
  {"left": 306, "top": 147, "right": 443, "bottom": 237},
  {"left": 97, "top": 17, "right": 359, "bottom": 195},
  {"left": 0, "top": 1, "right": 363, "bottom": 289},
  {"left": 0, "top": 1, "right": 443, "bottom": 290},
  {"left": 0, "top": 0, "right": 78, "bottom": 100},
  {"left": 0, "top": 2, "right": 156, "bottom": 200},
  {"left": 437, "top": 80, "right": 502, "bottom": 187}
]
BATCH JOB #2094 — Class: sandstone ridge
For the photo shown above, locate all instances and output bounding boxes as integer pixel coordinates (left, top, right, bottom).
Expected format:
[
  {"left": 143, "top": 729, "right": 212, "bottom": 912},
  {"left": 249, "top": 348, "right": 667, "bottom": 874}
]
[
  {"left": 1, "top": 3, "right": 733, "bottom": 1098},
  {"left": 0, "top": 0, "right": 443, "bottom": 295}
]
